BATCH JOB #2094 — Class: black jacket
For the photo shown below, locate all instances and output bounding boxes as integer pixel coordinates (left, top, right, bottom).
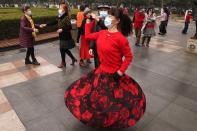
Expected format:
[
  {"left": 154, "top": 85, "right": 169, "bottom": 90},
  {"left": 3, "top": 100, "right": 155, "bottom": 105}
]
[{"left": 47, "top": 13, "right": 72, "bottom": 40}]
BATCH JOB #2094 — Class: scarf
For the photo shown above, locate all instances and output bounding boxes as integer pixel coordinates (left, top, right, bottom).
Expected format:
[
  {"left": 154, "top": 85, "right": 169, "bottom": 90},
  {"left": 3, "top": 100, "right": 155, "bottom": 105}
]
[{"left": 25, "top": 14, "right": 36, "bottom": 37}]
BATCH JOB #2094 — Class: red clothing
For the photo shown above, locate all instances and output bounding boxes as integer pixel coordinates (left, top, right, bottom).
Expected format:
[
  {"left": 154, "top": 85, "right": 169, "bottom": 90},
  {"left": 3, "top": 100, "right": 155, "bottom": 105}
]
[
  {"left": 80, "top": 21, "right": 95, "bottom": 60},
  {"left": 134, "top": 11, "right": 145, "bottom": 28},
  {"left": 185, "top": 14, "right": 192, "bottom": 22},
  {"left": 85, "top": 22, "right": 133, "bottom": 74},
  {"left": 80, "top": 35, "right": 91, "bottom": 60}
]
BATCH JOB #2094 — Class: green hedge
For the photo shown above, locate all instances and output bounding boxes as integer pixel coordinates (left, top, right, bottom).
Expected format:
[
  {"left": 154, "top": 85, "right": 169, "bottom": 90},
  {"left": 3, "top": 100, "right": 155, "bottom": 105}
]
[{"left": 0, "top": 8, "right": 79, "bottom": 40}]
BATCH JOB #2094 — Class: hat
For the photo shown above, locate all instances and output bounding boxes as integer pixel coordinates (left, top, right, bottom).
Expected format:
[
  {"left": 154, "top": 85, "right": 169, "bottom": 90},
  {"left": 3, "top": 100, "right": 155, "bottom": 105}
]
[
  {"left": 84, "top": 7, "right": 91, "bottom": 15},
  {"left": 97, "top": 5, "right": 110, "bottom": 10}
]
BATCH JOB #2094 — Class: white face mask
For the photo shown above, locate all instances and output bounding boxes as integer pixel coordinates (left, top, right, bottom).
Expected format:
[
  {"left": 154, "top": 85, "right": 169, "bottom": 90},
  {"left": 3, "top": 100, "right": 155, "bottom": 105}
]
[
  {"left": 27, "top": 10, "right": 32, "bottom": 16},
  {"left": 99, "top": 11, "right": 108, "bottom": 18},
  {"left": 104, "top": 16, "right": 113, "bottom": 29},
  {"left": 58, "top": 9, "right": 64, "bottom": 17}
]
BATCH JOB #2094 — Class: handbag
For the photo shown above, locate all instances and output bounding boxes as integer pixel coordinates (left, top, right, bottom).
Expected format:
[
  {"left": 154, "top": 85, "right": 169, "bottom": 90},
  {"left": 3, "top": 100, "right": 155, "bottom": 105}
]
[{"left": 60, "top": 39, "right": 75, "bottom": 49}]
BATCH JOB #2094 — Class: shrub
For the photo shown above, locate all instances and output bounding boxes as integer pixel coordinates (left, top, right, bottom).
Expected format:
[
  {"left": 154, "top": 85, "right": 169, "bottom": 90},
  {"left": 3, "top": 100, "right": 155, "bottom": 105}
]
[{"left": 0, "top": 7, "right": 79, "bottom": 40}]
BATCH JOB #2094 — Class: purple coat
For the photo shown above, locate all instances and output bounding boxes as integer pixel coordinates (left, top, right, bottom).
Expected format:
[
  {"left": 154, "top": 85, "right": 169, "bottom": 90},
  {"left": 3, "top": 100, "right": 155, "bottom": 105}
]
[{"left": 19, "top": 15, "right": 39, "bottom": 48}]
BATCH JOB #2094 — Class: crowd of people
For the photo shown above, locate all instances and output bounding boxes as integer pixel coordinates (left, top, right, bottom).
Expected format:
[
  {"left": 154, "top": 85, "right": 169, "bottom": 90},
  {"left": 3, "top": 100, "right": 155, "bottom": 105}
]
[{"left": 18, "top": 1, "right": 197, "bottom": 128}]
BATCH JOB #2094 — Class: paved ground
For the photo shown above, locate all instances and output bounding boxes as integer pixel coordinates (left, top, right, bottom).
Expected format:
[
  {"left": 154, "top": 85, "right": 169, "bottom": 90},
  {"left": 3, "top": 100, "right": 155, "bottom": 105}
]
[{"left": 0, "top": 21, "right": 197, "bottom": 131}]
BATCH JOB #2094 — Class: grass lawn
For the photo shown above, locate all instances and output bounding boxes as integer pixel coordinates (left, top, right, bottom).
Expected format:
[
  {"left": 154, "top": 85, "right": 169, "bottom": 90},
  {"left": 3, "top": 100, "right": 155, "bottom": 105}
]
[{"left": 0, "top": 7, "right": 79, "bottom": 20}]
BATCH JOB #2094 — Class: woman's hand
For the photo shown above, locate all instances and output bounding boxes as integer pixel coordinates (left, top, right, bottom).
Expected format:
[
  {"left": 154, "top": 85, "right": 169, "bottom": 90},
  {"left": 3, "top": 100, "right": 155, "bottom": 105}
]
[
  {"left": 91, "top": 13, "right": 100, "bottom": 21},
  {"left": 113, "top": 70, "right": 123, "bottom": 81},
  {"left": 57, "top": 29, "right": 63, "bottom": 33},
  {"left": 40, "top": 24, "right": 46, "bottom": 28},
  {"left": 89, "top": 49, "right": 94, "bottom": 56},
  {"left": 33, "top": 28, "right": 39, "bottom": 33}
]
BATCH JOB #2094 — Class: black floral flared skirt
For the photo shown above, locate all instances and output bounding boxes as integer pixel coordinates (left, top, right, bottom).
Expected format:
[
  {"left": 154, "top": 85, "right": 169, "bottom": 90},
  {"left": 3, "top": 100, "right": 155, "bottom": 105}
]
[{"left": 64, "top": 70, "right": 146, "bottom": 128}]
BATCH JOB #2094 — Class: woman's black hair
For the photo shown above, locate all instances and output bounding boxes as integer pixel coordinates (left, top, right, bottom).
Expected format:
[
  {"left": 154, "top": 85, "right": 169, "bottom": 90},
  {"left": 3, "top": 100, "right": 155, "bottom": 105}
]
[
  {"left": 146, "top": 8, "right": 154, "bottom": 15},
  {"left": 109, "top": 7, "right": 132, "bottom": 36},
  {"left": 80, "top": 5, "right": 85, "bottom": 11}
]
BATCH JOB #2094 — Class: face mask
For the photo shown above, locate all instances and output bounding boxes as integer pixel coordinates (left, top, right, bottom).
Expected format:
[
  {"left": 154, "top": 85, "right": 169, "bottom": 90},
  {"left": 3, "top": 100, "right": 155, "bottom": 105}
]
[
  {"left": 99, "top": 11, "right": 108, "bottom": 18},
  {"left": 104, "top": 16, "right": 113, "bottom": 29},
  {"left": 27, "top": 10, "right": 32, "bottom": 16},
  {"left": 58, "top": 9, "right": 65, "bottom": 17}
]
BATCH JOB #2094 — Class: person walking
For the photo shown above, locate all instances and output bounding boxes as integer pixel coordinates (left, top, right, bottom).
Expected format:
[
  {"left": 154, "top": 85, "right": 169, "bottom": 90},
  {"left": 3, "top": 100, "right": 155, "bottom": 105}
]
[
  {"left": 19, "top": 6, "right": 43, "bottom": 65},
  {"left": 76, "top": 5, "right": 85, "bottom": 46},
  {"left": 134, "top": 8, "right": 145, "bottom": 46},
  {"left": 64, "top": 7, "right": 146, "bottom": 128},
  {"left": 79, "top": 8, "right": 94, "bottom": 67},
  {"left": 141, "top": 8, "right": 156, "bottom": 47},
  {"left": 46, "top": 4, "right": 77, "bottom": 68},
  {"left": 182, "top": 10, "right": 192, "bottom": 34},
  {"left": 158, "top": 8, "right": 168, "bottom": 35}
]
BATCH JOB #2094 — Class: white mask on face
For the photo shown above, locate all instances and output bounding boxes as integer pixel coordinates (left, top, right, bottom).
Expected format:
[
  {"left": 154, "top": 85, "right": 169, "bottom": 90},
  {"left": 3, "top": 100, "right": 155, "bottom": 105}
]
[
  {"left": 104, "top": 16, "right": 113, "bottom": 29},
  {"left": 27, "top": 10, "right": 32, "bottom": 16},
  {"left": 99, "top": 11, "right": 108, "bottom": 18},
  {"left": 58, "top": 9, "right": 65, "bottom": 17}
]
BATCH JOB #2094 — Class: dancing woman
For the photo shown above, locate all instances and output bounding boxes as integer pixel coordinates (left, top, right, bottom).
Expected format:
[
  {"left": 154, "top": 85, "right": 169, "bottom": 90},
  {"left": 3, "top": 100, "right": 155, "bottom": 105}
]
[
  {"left": 46, "top": 4, "right": 77, "bottom": 68},
  {"left": 65, "top": 7, "right": 146, "bottom": 128}
]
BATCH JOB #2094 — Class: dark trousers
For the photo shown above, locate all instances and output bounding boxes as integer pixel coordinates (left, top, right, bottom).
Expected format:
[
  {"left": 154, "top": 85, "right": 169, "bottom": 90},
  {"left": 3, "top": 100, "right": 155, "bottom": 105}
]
[
  {"left": 142, "top": 36, "right": 151, "bottom": 45},
  {"left": 77, "top": 27, "right": 82, "bottom": 43},
  {"left": 159, "top": 21, "right": 167, "bottom": 34},
  {"left": 182, "top": 22, "right": 189, "bottom": 34},
  {"left": 26, "top": 47, "right": 36, "bottom": 61},
  {"left": 135, "top": 27, "right": 142, "bottom": 44},
  {"left": 60, "top": 48, "right": 75, "bottom": 63}
]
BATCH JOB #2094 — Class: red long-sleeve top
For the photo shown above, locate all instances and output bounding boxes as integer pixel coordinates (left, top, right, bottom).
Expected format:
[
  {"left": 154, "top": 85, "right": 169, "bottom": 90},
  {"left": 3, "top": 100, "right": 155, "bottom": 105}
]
[
  {"left": 85, "top": 21, "right": 133, "bottom": 74},
  {"left": 185, "top": 14, "right": 192, "bottom": 22},
  {"left": 134, "top": 11, "right": 145, "bottom": 28}
]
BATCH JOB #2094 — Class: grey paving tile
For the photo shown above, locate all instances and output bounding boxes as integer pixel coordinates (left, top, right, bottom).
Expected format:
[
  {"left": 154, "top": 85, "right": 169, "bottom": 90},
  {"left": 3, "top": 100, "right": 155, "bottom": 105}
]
[
  {"left": 134, "top": 113, "right": 155, "bottom": 130},
  {"left": 25, "top": 113, "right": 66, "bottom": 131},
  {"left": 12, "top": 96, "right": 50, "bottom": 123},
  {"left": 174, "top": 95, "right": 197, "bottom": 114},
  {"left": 36, "top": 89, "right": 65, "bottom": 112},
  {"left": 145, "top": 92, "right": 171, "bottom": 116},
  {"left": 3, "top": 84, "right": 35, "bottom": 107},
  {"left": 141, "top": 118, "right": 181, "bottom": 131},
  {"left": 158, "top": 103, "right": 197, "bottom": 131}
]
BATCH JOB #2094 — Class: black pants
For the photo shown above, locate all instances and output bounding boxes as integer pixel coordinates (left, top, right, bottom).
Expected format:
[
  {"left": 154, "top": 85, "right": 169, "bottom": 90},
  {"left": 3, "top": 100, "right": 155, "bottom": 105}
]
[
  {"left": 26, "top": 47, "right": 36, "bottom": 61},
  {"left": 77, "top": 27, "right": 82, "bottom": 43},
  {"left": 135, "top": 27, "right": 142, "bottom": 44},
  {"left": 159, "top": 21, "right": 167, "bottom": 34},
  {"left": 60, "top": 48, "right": 75, "bottom": 63},
  {"left": 182, "top": 22, "right": 189, "bottom": 34},
  {"left": 142, "top": 36, "right": 151, "bottom": 45}
]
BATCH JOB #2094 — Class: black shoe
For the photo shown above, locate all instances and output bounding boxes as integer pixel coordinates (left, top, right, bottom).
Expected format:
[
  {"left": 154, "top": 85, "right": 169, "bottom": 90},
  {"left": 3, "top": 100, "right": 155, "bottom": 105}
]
[
  {"left": 32, "top": 60, "right": 40, "bottom": 65},
  {"left": 71, "top": 59, "right": 77, "bottom": 66},
  {"left": 25, "top": 59, "right": 32, "bottom": 65}
]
